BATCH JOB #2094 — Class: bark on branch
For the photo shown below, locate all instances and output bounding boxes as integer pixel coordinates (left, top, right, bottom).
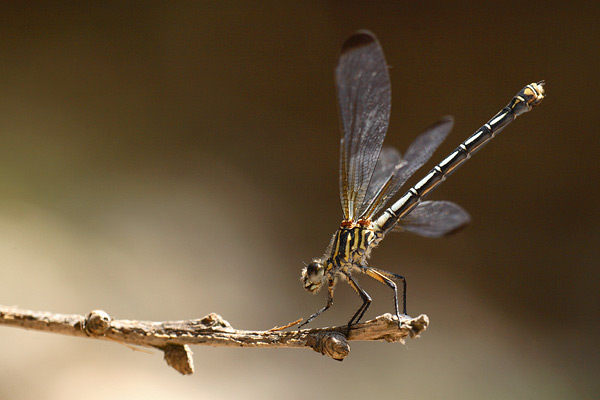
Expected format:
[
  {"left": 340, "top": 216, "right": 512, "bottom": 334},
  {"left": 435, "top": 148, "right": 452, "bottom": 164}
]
[{"left": 0, "top": 305, "right": 428, "bottom": 374}]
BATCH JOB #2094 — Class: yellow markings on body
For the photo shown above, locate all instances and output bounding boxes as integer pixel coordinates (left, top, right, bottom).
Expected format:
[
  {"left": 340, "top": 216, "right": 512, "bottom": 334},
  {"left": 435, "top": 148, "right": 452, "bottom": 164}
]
[
  {"left": 332, "top": 230, "right": 342, "bottom": 260},
  {"left": 344, "top": 229, "right": 351, "bottom": 258},
  {"left": 364, "top": 268, "right": 390, "bottom": 285},
  {"left": 523, "top": 86, "right": 535, "bottom": 97},
  {"left": 346, "top": 276, "right": 363, "bottom": 296}
]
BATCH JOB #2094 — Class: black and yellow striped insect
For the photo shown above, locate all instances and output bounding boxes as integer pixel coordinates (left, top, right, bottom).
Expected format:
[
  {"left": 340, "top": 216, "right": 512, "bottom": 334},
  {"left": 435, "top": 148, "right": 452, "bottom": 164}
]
[{"left": 299, "top": 30, "right": 545, "bottom": 330}]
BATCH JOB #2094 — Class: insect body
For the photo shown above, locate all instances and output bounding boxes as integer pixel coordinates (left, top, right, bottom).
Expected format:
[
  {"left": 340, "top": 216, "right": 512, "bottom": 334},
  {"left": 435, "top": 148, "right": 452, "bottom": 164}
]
[{"left": 299, "top": 30, "right": 545, "bottom": 330}]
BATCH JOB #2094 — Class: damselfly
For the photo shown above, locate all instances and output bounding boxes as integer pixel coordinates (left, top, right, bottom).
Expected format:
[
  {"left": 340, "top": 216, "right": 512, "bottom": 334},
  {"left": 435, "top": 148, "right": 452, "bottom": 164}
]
[{"left": 299, "top": 30, "right": 545, "bottom": 330}]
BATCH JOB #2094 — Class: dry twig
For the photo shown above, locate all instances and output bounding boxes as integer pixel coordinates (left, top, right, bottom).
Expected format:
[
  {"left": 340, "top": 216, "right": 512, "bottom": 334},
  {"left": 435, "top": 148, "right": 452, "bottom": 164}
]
[{"left": 0, "top": 305, "right": 428, "bottom": 374}]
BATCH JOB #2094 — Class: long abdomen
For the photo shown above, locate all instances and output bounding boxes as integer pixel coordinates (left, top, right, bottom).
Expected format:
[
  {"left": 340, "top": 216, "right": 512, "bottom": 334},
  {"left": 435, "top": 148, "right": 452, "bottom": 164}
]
[{"left": 375, "top": 82, "right": 545, "bottom": 235}]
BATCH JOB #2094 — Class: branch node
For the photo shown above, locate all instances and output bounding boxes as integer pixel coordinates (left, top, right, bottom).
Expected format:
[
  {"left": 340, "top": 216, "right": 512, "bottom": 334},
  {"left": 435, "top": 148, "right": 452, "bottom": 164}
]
[
  {"left": 200, "top": 312, "right": 233, "bottom": 330},
  {"left": 83, "top": 310, "right": 112, "bottom": 336},
  {"left": 308, "top": 331, "right": 350, "bottom": 361}
]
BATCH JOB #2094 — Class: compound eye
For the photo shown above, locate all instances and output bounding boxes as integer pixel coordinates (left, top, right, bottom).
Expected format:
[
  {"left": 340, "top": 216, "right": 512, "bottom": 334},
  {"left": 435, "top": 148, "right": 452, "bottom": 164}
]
[
  {"left": 306, "top": 262, "right": 324, "bottom": 283},
  {"left": 306, "top": 262, "right": 319, "bottom": 275}
]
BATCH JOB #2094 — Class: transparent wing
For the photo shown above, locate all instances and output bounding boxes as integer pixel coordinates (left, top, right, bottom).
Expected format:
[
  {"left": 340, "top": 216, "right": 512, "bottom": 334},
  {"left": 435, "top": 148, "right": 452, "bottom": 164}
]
[
  {"left": 397, "top": 116, "right": 454, "bottom": 188},
  {"left": 358, "top": 117, "right": 454, "bottom": 219},
  {"left": 360, "top": 146, "right": 403, "bottom": 211},
  {"left": 337, "top": 30, "right": 391, "bottom": 221},
  {"left": 393, "top": 200, "right": 471, "bottom": 238}
]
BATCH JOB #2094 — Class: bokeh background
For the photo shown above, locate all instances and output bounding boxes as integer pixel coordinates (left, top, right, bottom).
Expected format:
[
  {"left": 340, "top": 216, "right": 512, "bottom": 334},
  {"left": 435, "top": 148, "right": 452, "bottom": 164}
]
[{"left": 1, "top": 2, "right": 598, "bottom": 399}]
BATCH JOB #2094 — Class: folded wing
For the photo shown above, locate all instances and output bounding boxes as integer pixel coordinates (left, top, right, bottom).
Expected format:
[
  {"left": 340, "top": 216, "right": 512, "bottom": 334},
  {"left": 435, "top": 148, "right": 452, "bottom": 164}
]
[
  {"left": 394, "top": 200, "right": 471, "bottom": 238},
  {"left": 358, "top": 117, "right": 454, "bottom": 219},
  {"left": 337, "top": 31, "right": 391, "bottom": 221}
]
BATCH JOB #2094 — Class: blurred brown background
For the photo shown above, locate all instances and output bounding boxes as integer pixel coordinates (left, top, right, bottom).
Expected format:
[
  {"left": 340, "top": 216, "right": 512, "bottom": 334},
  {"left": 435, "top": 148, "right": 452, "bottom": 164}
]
[{"left": 0, "top": 2, "right": 598, "bottom": 399}]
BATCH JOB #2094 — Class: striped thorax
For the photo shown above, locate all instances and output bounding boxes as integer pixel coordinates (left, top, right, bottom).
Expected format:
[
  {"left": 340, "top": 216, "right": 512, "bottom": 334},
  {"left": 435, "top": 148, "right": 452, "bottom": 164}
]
[{"left": 301, "top": 220, "right": 377, "bottom": 294}]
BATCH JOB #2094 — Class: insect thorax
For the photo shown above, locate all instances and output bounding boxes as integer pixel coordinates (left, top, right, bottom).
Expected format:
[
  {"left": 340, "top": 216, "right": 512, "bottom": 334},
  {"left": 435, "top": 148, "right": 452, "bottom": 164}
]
[{"left": 328, "top": 222, "right": 376, "bottom": 269}]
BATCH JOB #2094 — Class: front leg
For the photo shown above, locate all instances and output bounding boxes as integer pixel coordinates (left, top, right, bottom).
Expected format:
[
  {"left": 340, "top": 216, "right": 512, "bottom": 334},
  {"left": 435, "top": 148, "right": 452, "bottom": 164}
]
[{"left": 298, "top": 279, "right": 335, "bottom": 329}]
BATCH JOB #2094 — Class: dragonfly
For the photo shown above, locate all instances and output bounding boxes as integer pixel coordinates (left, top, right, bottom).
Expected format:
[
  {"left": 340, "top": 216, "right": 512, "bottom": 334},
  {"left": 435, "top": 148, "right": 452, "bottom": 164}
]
[{"left": 298, "top": 30, "right": 545, "bottom": 331}]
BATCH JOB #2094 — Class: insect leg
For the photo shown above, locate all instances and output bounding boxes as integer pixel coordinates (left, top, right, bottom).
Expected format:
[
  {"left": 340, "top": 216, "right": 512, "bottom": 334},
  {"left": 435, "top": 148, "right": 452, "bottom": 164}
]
[
  {"left": 364, "top": 267, "right": 406, "bottom": 328},
  {"left": 298, "top": 279, "right": 335, "bottom": 329},
  {"left": 346, "top": 274, "right": 372, "bottom": 333},
  {"left": 366, "top": 266, "right": 407, "bottom": 315}
]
